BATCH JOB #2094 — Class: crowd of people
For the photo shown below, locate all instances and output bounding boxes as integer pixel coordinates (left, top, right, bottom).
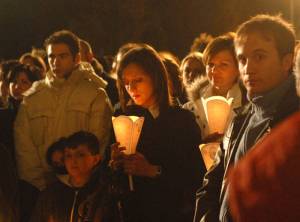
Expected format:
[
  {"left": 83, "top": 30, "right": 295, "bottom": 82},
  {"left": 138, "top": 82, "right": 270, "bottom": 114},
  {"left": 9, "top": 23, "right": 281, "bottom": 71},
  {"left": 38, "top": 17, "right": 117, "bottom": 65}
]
[{"left": 0, "top": 13, "right": 299, "bottom": 222}]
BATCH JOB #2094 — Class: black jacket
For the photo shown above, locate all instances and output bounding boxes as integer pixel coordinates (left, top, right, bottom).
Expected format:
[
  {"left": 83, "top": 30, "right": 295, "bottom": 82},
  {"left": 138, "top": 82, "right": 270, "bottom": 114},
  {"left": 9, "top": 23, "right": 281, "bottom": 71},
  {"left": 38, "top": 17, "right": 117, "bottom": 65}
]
[
  {"left": 194, "top": 76, "right": 300, "bottom": 222},
  {"left": 30, "top": 167, "right": 120, "bottom": 222},
  {"left": 104, "top": 105, "right": 206, "bottom": 222}
]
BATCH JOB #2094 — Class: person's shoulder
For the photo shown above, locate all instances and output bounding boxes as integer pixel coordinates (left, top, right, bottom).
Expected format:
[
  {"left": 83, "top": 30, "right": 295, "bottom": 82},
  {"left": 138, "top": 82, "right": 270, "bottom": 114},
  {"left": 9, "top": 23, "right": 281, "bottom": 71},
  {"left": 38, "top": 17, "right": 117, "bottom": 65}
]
[
  {"left": 23, "top": 79, "right": 48, "bottom": 98},
  {"left": 165, "top": 106, "right": 195, "bottom": 121},
  {"left": 76, "top": 75, "right": 109, "bottom": 99},
  {"left": 182, "top": 100, "right": 194, "bottom": 110},
  {"left": 22, "top": 80, "right": 52, "bottom": 108},
  {"left": 234, "top": 102, "right": 251, "bottom": 116},
  {"left": 42, "top": 179, "right": 70, "bottom": 195},
  {"left": 170, "top": 105, "right": 193, "bottom": 114},
  {"left": 77, "top": 63, "right": 107, "bottom": 89},
  {"left": 186, "top": 77, "right": 209, "bottom": 102}
]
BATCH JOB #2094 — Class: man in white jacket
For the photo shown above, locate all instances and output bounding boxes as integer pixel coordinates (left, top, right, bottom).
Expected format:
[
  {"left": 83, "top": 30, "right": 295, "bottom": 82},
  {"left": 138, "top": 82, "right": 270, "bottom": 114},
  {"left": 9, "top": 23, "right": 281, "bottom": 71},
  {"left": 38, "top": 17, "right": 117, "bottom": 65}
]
[{"left": 14, "top": 30, "right": 112, "bottom": 190}]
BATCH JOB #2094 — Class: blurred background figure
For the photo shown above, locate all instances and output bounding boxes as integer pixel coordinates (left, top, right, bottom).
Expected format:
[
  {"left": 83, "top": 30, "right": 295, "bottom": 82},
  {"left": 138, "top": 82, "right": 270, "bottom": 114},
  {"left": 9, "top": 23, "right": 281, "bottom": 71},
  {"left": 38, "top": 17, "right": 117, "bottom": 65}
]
[
  {"left": 7, "top": 64, "right": 43, "bottom": 115},
  {"left": 295, "top": 41, "right": 300, "bottom": 88},
  {"left": 159, "top": 50, "right": 181, "bottom": 65},
  {"left": 160, "top": 51, "right": 187, "bottom": 106},
  {"left": 228, "top": 112, "right": 300, "bottom": 222},
  {"left": 190, "top": 32, "right": 213, "bottom": 53},
  {"left": 79, "top": 39, "right": 119, "bottom": 106},
  {"left": 180, "top": 51, "right": 206, "bottom": 89},
  {"left": 183, "top": 33, "right": 246, "bottom": 140},
  {"left": 0, "top": 60, "right": 20, "bottom": 108},
  {"left": 19, "top": 53, "right": 47, "bottom": 78},
  {"left": 0, "top": 143, "right": 19, "bottom": 222},
  {"left": 0, "top": 64, "right": 43, "bottom": 222},
  {"left": 98, "top": 55, "right": 114, "bottom": 74},
  {"left": 0, "top": 63, "right": 42, "bottom": 164}
]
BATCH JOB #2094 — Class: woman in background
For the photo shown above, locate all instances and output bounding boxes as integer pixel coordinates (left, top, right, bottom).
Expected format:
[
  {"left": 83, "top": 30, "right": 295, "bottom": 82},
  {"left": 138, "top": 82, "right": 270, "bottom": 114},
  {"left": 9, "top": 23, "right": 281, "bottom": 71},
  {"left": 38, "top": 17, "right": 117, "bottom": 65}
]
[
  {"left": 183, "top": 33, "right": 247, "bottom": 140},
  {"left": 180, "top": 51, "right": 206, "bottom": 89}
]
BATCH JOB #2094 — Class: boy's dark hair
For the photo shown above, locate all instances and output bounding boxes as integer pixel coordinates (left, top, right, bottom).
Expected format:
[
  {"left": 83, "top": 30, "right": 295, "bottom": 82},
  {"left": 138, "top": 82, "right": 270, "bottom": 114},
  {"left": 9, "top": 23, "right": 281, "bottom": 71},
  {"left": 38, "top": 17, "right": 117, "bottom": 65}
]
[
  {"left": 8, "top": 63, "right": 43, "bottom": 84},
  {"left": 44, "top": 30, "right": 80, "bottom": 58},
  {"left": 235, "top": 14, "right": 295, "bottom": 58},
  {"left": 67, "top": 131, "right": 100, "bottom": 155}
]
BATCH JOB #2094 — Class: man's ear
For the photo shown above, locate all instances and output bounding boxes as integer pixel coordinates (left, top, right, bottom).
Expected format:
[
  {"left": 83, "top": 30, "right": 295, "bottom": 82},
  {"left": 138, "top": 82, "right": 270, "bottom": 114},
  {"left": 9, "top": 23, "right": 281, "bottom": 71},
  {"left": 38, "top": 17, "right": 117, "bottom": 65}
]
[
  {"left": 93, "top": 154, "right": 101, "bottom": 166},
  {"left": 87, "top": 52, "right": 94, "bottom": 63},
  {"left": 282, "top": 53, "right": 294, "bottom": 74},
  {"left": 74, "top": 53, "right": 81, "bottom": 64}
]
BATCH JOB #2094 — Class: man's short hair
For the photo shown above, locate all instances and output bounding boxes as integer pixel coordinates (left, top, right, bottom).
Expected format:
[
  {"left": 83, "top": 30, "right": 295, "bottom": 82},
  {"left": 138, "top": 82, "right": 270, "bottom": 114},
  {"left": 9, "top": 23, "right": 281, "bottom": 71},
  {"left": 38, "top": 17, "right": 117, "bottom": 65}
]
[
  {"left": 67, "top": 131, "right": 100, "bottom": 155},
  {"left": 44, "top": 30, "right": 80, "bottom": 58},
  {"left": 235, "top": 14, "right": 296, "bottom": 58}
]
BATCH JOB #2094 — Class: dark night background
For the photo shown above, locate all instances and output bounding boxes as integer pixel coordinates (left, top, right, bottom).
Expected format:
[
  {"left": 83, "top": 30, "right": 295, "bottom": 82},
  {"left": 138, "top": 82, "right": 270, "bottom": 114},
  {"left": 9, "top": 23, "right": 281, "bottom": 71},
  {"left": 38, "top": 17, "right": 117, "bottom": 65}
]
[{"left": 0, "top": 0, "right": 299, "bottom": 60}]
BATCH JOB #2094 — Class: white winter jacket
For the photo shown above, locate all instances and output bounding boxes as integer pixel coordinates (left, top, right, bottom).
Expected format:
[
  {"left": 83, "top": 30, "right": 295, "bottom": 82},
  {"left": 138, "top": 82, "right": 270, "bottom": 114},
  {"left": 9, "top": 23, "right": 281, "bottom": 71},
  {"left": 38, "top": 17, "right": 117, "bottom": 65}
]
[
  {"left": 14, "top": 66, "right": 112, "bottom": 190},
  {"left": 183, "top": 79, "right": 244, "bottom": 140}
]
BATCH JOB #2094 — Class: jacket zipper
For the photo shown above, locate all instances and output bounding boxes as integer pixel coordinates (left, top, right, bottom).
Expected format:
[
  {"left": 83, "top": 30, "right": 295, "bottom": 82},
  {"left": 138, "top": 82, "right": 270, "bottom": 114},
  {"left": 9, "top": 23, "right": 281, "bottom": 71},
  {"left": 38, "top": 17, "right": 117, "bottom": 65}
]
[{"left": 70, "top": 190, "right": 79, "bottom": 222}]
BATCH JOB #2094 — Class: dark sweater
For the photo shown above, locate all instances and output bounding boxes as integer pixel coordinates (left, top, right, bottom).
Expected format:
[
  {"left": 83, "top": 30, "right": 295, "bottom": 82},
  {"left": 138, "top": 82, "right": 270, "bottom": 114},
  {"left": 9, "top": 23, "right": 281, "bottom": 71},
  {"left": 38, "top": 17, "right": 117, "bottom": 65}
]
[{"left": 105, "top": 105, "right": 206, "bottom": 222}]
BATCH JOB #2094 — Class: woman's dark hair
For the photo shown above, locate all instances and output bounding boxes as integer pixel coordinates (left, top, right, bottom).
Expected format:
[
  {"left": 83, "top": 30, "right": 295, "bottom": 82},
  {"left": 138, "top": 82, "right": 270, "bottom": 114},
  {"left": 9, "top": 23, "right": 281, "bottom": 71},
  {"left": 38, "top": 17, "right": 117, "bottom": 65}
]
[
  {"left": 19, "top": 53, "right": 47, "bottom": 74},
  {"left": 8, "top": 63, "right": 43, "bottom": 84},
  {"left": 116, "top": 44, "right": 171, "bottom": 112},
  {"left": 161, "top": 55, "right": 187, "bottom": 105},
  {"left": 112, "top": 42, "right": 141, "bottom": 74},
  {"left": 202, "top": 32, "right": 237, "bottom": 66},
  {"left": 0, "top": 60, "right": 20, "bottom": 84}
]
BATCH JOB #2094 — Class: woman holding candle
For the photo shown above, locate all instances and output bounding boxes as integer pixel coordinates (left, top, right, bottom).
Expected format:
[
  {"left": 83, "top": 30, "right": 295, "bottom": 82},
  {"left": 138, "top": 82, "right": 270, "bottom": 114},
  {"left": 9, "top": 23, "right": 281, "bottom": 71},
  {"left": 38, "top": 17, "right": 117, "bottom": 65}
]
[
  {"left": 183, "top": 33, "right": 247, "bottom": 141},
  {"left": 107, "top": 44, "right": 206, "bottom": 222}
]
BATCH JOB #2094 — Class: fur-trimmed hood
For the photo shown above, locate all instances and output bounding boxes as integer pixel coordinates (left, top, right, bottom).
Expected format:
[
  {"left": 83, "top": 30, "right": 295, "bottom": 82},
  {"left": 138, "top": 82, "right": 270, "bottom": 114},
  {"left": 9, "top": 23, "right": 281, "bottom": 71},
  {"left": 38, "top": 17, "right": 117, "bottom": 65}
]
[{"left": 185, "top": 77, "right": 209, "bottom": 103}]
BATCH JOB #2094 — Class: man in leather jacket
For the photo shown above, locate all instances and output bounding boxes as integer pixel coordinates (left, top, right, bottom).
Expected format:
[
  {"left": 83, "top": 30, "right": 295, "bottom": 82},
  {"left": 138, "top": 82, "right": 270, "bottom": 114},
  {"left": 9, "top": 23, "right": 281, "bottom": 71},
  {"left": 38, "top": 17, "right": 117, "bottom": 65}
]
[{"left": 194, "top": 14, "right": 299, "bottom": 222}]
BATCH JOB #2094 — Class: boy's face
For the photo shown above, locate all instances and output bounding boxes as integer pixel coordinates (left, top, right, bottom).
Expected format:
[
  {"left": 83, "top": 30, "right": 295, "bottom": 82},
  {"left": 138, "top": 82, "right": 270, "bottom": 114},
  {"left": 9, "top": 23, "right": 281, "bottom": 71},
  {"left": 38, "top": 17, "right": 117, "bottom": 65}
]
[
  {"left": 235, "top": 32, "right": 293, "bottom": 98},
  {"left": 64, "top": 144, "right": 100, "bottom": 180}
]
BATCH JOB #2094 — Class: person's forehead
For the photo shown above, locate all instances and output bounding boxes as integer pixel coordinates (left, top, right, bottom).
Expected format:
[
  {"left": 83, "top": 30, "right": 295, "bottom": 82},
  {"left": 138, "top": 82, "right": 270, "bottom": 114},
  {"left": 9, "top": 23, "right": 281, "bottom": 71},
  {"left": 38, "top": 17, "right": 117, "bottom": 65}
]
[
  {"left": 16, "top": 72, "right": 29, "bottom": 80},
  {"left": 65, "top": 144, "right": 90, "bottom": 152},
  {"left": 210, "top": 50, "right": 234, "bottom": 61},
  {"left": 123, "top": 63, "right": 148, "bottom": 78},
  {"left": 47, "top": 43, "right": 72, "bottom": 55},
  {"left": 235, "top": 32, "right": 276, "bottom": 54}
]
